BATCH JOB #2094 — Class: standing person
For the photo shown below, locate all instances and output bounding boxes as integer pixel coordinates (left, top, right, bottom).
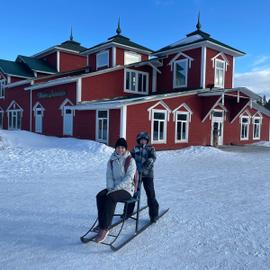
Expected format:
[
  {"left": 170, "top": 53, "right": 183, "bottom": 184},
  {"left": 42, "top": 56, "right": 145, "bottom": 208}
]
[
  {"left": 95, "top": 138, "right": 136, "bottom": 243},
  {"left": 125, "top": 132, "right": 159, "bottom": 223}
]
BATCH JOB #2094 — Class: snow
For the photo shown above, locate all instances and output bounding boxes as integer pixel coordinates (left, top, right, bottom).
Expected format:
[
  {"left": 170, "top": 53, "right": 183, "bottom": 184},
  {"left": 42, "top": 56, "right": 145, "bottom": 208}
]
[{"left": 1, "top": 130, "right": 270, "bottom": 269}]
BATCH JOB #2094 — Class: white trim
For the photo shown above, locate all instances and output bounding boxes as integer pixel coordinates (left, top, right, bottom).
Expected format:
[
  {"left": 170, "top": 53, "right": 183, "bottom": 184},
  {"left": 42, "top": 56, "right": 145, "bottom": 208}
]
[
  {"left": 201, "top": 46, "right": 206, "bottom": 88},
  {"left": 30, "top": 90, "right": 33, "bottom": 131},
  {"left": 6, "top": 100, "right": 23, "bottom": 112},
  {"left": 214, "top": 58, "right": 225, "bottom": 88},
  {"left": 153, "top": 40, "right": 245, "bottom": 57},
  {"left": 57, "top": 51, "right": 60, "bottom": 72},
  {"left": 147, "top": 100, "right": 171, "bottom": 121},
  {"left": 81, "top": 43, "right": 152, "bottom": 56},
  {"left": 148, "top": 62, "right": 161, "bottom": 74},
  {"left": 173, "top": 58, "right": 188, "bottom": 88},
  {"left": 202, "top": 96, "right": 222, "bottom": 123},
  {"left": 32, "top": 47, "right": 83, "bottom": 58},
  {"left": 76, "top": 77, "right": 82, "bottom": 103},
  {"left": 175, "top": 111, "right": 189, "bottom": 143},
  {"left": 25, "top": 77, "right": 78, "bottom": 91},
  {"left": 33, "top": 101, "right": 45, "bottom": 112},
  {"left": 5, "top": 80, "right": 30, "bottom": 89},
  {"left": 96, "top": 50, "right": 109, "bottom": 69},
  {"left": 211, "top": 110, "right": 225, "bottom": 146},
  {"left": 151, "top": 109, "right": 168, "bottom": 144},
  {"left": 124, "top": 51, "right": 142, "bottom": 65},
  {"left": 168, "top": 51, "right": 194, "bottom": 68},
  {"left": 124, "top": 68, "right": 149, "bottom": 95},
  {"left": 232, "top": 57, "right": 235, "bottom": 88},
  {"left": 112, "top": 47, "right": 116, "bottom": 67},
  {"left": 120, "top": 105, "right": 127, "bottom": 138},
  {"left": 96, "top": 110, "right": 109, "bottom": 144},
  {"left": 59, "top": 98, "right": 74, "bottom": 116},
  {"left": 240, "top": 115, "right": 250, "bottom": 141},
  {"left": 152, "top": 68, "right": 157, "bottom": 93},
  {"left": 252, "top": 116, "right": 261, "bottom": 140},
  {"left": 172, "top": 103, "right": 193, "bottom": 122},
  {"left": 211, "top": 52, "right": 229, "bottom": 68},
  {"left": 0, "top": 79, "right": 6, "bottom": 99},
  {"left": 231, "top": 102, "right": 251, "bottom": 123}
]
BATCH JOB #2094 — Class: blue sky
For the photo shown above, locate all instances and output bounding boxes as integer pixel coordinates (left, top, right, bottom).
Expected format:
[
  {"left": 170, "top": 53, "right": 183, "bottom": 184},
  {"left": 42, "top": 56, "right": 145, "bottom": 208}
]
[{"left": 1, "top": 0, "right": 270, "bottom": 96}]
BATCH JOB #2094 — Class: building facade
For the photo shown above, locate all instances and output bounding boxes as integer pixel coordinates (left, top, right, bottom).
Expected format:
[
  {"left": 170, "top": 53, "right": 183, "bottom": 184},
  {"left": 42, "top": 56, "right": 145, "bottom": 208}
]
[{"left": 0, "top": 19, "right": 270, "bottom": 150}]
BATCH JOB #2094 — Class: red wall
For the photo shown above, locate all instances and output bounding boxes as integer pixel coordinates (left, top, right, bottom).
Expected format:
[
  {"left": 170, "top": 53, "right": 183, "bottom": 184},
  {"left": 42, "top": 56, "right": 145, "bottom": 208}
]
[
  {"left": 39, "top": 52, "right": 57, "bottom": 70},
  {"left": 205, "top": 48, "right": 233, "bottom": 89},
  {"left": 81, "top": 69, "right": 127, "bottom": 101},
  {"left": 109, "top": 109, "right": 120, "bottom": 146},
  {"left": 32, "top": 82, "right": 77, "bottom": 136},
  {"left": 126, "top": 94, "right": 212, "bottom": 150},
  {"left": 157, "top": 48, "right": 202, "bottom": 93},
  {"left": 60, "top": 52, "right": 87, "bottom": 72},
  {"left": 73, "top": 110, "right": 96, "bottom": 140},
  {"left": 0, "top": 83, "right": 31, "bottom": 130}
]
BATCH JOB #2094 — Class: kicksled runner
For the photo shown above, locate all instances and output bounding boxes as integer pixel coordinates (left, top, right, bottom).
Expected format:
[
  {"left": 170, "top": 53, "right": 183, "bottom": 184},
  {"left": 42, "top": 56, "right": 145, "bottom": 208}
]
[{"left": 80, "top": 170, "right": 169, "bottom": 251}]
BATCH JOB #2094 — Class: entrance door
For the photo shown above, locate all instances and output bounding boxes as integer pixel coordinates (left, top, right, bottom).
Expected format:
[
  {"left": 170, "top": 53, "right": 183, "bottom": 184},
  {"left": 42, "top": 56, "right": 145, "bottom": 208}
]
[
  {"left": 211, "top": 110, "right": 224, "bottom": 146},
  {"left": 35, "top": 110, "right": 43, "bottom": 133},
  {"left": 63, "top": 108, "right": 73, "bottom": 136}
]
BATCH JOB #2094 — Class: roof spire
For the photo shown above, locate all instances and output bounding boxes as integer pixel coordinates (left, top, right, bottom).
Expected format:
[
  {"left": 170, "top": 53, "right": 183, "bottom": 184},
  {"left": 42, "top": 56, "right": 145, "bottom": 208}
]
[
  {"left": 70, "top": 26, "right": 73, "bottom": 41},
  {"left": 196, "top": 12, "right": 201, "bottom": 31},
  {"left": 116, "top": 17, "right": 121, "bottom": 35}
]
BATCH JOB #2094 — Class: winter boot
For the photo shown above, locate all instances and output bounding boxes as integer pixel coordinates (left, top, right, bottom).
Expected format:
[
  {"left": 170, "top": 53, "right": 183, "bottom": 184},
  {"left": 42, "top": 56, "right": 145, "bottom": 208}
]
[{"left": 95, "top": 229, "right": 109, "bottom": 243}]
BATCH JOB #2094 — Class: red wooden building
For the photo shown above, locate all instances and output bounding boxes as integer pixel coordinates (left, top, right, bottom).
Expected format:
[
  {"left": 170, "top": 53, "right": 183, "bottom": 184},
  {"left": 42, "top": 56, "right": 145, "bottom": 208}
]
[{"left": 0, "top": 18, "right": 270, "bottom": 150}]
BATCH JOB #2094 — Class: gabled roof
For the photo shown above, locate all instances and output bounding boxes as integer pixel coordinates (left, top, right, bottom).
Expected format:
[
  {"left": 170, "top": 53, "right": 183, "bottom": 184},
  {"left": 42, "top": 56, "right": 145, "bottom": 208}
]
[
  {"left": 154, "top": 29, "right": 245, "bottom": 56},
  {"left": 0, "top": 59, "right": 34, "bottom": 78},
  {"left": 57, "top": 39, "right": 87, "bottom": 53},
  {"left": 82, "top": 34, "right": 153, "bottom": 55},
  {"left": 16, "top": 55, "right": 57, "bottom": 74},
  {"left": 153, "top": 16, "right": 245, "bottom": 56}
]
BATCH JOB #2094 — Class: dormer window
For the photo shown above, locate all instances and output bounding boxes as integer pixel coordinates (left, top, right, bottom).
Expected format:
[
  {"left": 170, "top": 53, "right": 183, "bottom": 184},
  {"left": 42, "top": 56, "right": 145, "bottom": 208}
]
[
  {"left": 96, "top": 50, "right": 109, "bottom": 69},
  {"left": 124, "top": 51, "right": 141, "bottom": 65},
  {"left": 0, "top": 79, "right": 6, "bottom": 98},
  {"left": 214, "top": 59, "right": 225, "bottom": 88},
  {"left": 173, "top": 59, "right": 188, "bottom": 88}
]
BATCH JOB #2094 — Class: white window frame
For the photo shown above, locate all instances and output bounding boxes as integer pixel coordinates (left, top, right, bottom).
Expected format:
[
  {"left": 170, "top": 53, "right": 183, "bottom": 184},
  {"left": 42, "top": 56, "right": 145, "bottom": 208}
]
[
  {"left": 0, "top": 107, "right": 3, "bottom": 129},
  {"left": 33, "top": 103, "right": 45, "bottom": 133},
  {"left": 124, "top": 51, "right": 141, "bottom": 65},
  {"left": 0, "top": 79, "right": 6, "bottom": 99},
  {"left": 175, "top": 111, "right": 190, "bottom": 143},
  {"left": 240, "top": 115, "right": 250, "bottom": 141},
  {"left": 214, "top": 59, "right": 225, "bottom": 88},
  {"left": 96, "top": 110, "right": 109, "bottom": 144},
  {"left": 8, "top": 110, "right": 22, "bottom": 130},
  {"left": 96, "top": 50, "right": 109, "bottom": 69},
  {"left": 124, "top": 68, "right": 149, "bottom": 95},
  {"left": 173, "top": 58, "right": 188, "bottom": 89},
  {"left": 151, "top": 109, "right": 167, "bottom": 144},
  {"left": 253, "top": 117, "right": 262, "bottom": 140}
]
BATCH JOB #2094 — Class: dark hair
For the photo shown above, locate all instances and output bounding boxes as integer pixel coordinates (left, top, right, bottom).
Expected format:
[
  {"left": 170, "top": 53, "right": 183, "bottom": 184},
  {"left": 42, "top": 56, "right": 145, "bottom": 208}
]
[{"left": 115, "top": 137, "right": 128, "bottom": 149}]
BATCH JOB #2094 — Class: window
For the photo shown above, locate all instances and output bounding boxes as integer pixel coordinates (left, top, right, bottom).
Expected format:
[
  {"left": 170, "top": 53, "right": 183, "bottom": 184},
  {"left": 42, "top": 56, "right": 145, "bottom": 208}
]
[
  {"left": 8, "top": 110, "right": 22, "bottom": 130},
  {"left": 124, "top": 51, "right": 141, "bottom": 65},
  {"left": 240, "top": 116, "right": 250, "bottom": 140},
  {"left": 175, "top": 112, "right": 189, "bottom": 143},
  {"left": 214, "top": 59, "right": 225, "bottom": 88},
  {"left": 96, "top": 110, "right": 109, "bottom": 143},
  {"left": 96, "top": 50, "right": 109, "bottom": 69},
  {"left": 125, "top": 69, "right": 148, "bottom": 94},
  {"left": 0, "top": 108, "right": 3, "bottom": 129},
  {"left": 173, "top": 59, "right": 188, "bottom": 88},
  {"left": 253, "top": 117, "right": 261, "bottom": 140},
  {"left": 0, "top": 79, "right": 6, "bottom": 98},
  {"left": 151, "top": 110, "right": 167, "bottom": 143}
]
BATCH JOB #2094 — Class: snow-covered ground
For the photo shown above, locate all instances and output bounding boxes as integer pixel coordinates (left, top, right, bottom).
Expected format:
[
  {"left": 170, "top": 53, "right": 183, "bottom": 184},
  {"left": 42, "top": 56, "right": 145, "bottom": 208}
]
[{"left": 1, "top": 130, "right": 270, "bottom": 270}]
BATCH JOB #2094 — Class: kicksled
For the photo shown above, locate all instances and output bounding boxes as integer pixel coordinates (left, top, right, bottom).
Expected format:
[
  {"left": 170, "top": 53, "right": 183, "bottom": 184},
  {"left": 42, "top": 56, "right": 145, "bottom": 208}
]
[{"left": 80, "top": 204, "right": 169, "bottom": 251}]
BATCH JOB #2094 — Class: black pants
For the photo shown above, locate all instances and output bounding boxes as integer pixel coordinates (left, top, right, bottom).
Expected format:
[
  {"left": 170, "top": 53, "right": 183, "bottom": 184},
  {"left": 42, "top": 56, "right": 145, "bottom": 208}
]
[
  {"left": 96, "top": 189, "right": 131, "bottom": 229},
  {"left": 126, "top": 177, "right": 159, "bottom": 219}
]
